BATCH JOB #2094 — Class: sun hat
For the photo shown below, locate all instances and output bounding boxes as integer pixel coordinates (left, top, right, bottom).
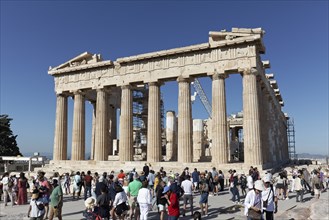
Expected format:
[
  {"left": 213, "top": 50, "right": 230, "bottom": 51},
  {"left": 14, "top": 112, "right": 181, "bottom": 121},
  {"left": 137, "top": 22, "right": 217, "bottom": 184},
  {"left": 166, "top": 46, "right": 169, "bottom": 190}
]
[
  {"left": 84, "top": 197, "right": 95, "bottom": 209},
  {"left": 163, "top": 186, "right": 170, "bottom": 194},
  {"left": 254, "top": 180, "right": 265, "bottom": 191},
  {"left": 263, "top": 173, "right": 272, "bottom": 183}
]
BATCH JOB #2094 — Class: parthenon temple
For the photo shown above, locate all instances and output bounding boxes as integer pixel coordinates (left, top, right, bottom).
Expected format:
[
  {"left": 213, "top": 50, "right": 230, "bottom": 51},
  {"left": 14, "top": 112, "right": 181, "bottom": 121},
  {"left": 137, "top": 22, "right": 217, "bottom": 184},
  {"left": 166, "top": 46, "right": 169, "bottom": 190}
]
[{"left": 48, "top": 27, "right": 289, "bottom": 172}]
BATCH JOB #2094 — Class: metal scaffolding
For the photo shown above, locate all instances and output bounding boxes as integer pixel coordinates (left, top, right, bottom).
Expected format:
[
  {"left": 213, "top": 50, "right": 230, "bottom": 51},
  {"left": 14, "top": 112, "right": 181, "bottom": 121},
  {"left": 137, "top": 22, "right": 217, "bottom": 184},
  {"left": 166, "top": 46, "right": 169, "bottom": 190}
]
[{"left": 287, "top": 117, "right": 296, "bottom": 159}]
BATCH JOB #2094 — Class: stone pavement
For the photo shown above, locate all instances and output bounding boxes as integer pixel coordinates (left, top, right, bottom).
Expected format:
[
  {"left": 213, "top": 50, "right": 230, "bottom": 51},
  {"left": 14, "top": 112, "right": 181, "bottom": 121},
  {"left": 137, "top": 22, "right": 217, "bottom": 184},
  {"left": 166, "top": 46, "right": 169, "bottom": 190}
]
[{"left": 0, "top": 189, "right": 328, "bottom": 220}]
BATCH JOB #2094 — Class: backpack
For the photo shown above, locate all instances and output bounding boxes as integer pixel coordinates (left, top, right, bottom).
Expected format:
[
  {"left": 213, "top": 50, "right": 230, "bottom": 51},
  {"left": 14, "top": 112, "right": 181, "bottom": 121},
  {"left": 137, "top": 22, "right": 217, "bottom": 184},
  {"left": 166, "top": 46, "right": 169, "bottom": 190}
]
[{"left": 7, "top": 178, "right": 13, "bottom": 188}]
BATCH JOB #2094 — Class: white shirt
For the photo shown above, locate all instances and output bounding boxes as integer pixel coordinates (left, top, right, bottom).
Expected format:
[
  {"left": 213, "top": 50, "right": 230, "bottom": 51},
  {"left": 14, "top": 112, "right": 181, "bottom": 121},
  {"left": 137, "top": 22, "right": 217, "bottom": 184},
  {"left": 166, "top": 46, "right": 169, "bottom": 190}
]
[
  {"left": 30, "top": 198, "right": 45, "bottom": 217},
  {"left": 181, "top": 179, "right": 193, "bottom": 195},
  {"left": 137, "top": 188, "right": 152, "bottom": 205},
  {"left": 262, "top": 186, "right": 277, "bottom": 212},
  {"left": 247, "top": 175, "right": 253, "bottom": 189},
  {"left": 113, "top": 191, "right": 128, "bottom": 207},
  {"left": 244, "top": 190, "right": 263, "bottom": 216},
  {"left": 1, "top": 176, "right": 9, "bottom": 185}
]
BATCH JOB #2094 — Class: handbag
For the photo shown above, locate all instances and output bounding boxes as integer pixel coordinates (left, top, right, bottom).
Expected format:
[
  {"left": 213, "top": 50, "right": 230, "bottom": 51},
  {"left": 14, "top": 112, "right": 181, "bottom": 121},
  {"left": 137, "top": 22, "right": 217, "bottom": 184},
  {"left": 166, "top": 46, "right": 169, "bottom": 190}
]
[{"left": 248, "top": 208, "right": 262, "bottom": 219}]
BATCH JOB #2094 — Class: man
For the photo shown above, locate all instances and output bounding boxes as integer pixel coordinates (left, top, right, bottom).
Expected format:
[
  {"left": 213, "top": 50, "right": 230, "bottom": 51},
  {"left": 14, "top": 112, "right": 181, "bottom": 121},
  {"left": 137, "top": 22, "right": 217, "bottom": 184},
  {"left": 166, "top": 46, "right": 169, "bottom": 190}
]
[
  {"left": 191, "top": 168, "right": 199, "bottom": 193},
  {"left": 181, "top": 175, "right": 194, "bottom": 217},
  {"left": 262, "top": 174, "right": 278, "bottom": 220},
  {"left": 84, "top": 171, "right": 93, "bottom": 200},
  {"left": 49, "top": 179, "right": 63, "bottom": 220},
  {"left": 211, "top": 167, "right": 219, "bottom": 196},
  {"left": 199, "top": 172, "right": 209, "bottom": 217},
  {"left": 0, "top": 172, "right": 14, "bottom": 206},
  {"left": 127, "top": 174, "right": 142, "bottom": 219},
  {"left": 118, "top": 170, "right": 126, "bottom": 180},
  {"left": 143, "top": 163, "right": 150, "bottom": 177}
]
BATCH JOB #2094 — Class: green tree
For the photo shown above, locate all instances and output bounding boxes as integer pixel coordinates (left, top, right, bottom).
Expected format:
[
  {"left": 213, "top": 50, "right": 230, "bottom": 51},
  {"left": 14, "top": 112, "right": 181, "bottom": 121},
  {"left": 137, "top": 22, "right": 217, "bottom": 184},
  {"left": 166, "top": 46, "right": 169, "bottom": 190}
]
[{"left": 0, "top": 114, "right": 22, "bottom": 156}]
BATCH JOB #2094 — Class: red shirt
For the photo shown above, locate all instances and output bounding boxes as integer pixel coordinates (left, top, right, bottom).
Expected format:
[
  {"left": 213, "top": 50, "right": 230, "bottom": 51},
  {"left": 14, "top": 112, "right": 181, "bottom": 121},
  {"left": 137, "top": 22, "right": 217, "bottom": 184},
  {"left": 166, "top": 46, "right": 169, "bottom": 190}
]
[
  {"left": 84, "top": 175, "right": 93, "bottom": 186},
  {"left": 168, "top": 192, "right": 180, "bottom": 217},
  {"left": 118, "top": 173, "right": 126, "bottom": 179}
]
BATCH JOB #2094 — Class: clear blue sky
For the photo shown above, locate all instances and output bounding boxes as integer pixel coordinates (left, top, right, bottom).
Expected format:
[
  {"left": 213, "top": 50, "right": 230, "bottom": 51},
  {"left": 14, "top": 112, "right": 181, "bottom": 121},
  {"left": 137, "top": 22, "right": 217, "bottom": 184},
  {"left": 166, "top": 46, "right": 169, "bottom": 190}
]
[{"left": 1, "top": 1, "right": 328, "bottom": 157}]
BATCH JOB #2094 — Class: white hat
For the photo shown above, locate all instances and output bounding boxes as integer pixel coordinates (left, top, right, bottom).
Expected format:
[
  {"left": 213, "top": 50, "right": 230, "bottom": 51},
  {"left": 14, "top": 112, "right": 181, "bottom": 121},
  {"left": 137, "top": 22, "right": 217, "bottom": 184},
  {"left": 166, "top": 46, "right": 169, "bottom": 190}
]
[
  {"left": 84, "top": 197, "right": 95, "bottom": 209},
  {"left": 263, "top": 174, "right": 272, "bottom": 183},
  {"left": 254, "top": 180, "right": 265, "bottom": 191}
]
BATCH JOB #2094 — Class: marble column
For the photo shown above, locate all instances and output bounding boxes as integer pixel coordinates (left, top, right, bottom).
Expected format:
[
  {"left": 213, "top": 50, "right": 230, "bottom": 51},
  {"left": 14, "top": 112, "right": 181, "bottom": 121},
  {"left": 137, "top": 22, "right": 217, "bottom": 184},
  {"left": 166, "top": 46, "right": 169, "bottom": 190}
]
[
  {"left": 166, "top": 111, "right": 177, "bottom": 161},
  {"left": 94, "top": 89, "right": 109, "bottom": 161},
  {"left": 243, "top": 68, "right": 262, "bottom": 165},
  {"left": 119, "top": 85, "right": 133, "bottom": 161},
  {"left": 261, "top": 91, "right": 270, "bottom": 165},
  {"left": 177, "top": 77, "right": 192, "bottom": 163},
  {"left": 53, "top": 94, "right": 68, "bottom": 160},
  {"left": 211, "top": 73, "right": 228, "bottom": 163},
  {"left": 108, "top": 105, "right": 116, "bottom": 155},
  {"left": 147, "top": 82, "right": 162, "bottom": 162},
  {"left": 71, "top": 91, "right": 85, "bottom": 161},
  {"left": 90, "top": 101, "right": 96, "bottom": 160}
]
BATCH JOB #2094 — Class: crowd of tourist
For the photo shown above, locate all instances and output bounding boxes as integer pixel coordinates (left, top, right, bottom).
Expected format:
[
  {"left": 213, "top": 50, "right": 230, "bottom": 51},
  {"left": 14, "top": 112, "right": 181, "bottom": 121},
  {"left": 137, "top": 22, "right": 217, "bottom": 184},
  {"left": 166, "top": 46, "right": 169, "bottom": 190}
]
[{"left": 0, "top": 164, "right": 328, "bottom": 220}]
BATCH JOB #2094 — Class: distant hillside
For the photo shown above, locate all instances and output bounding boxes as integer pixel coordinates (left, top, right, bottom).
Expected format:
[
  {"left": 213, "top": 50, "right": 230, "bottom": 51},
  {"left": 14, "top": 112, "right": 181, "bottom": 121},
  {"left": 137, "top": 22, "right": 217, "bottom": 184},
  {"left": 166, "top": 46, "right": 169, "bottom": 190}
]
[{"left": 297, "top": 153, "right": 328, "bottom": 159}]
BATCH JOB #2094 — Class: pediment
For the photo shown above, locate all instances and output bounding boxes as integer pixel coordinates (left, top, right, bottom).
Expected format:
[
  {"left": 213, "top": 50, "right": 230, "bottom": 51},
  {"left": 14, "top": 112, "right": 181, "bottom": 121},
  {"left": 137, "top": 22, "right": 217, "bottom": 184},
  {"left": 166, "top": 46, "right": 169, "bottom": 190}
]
[{"left": 50, "top": 52, "right": 103, "bottom": 71}]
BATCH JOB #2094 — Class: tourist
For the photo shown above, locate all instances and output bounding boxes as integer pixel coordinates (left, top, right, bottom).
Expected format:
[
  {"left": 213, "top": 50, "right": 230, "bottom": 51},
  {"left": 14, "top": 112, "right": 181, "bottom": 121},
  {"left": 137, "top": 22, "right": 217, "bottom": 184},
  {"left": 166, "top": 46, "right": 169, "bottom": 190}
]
[
  {"left": 1, "top": 172, "right": 14, "bottom": 206},
  {"left": 193, "top": 211, "right": 202, "bottom": 220},
  {"left": 240, "top": 173, "right": 247, "bottom": 196},
  {"left": 143, "top": 163, "right": 150, "bottom": 177},
  {"left": 11, "top": 174, "right": 18, "bottom": 205},
  {"left": 163, "top": 186, "right": 180, "bottom": 220},
  {"left": 206, "top": 171, "right": 214, "bottom": 196},
  {"left": 244, "top": 180, "right": 264, "bottom": 220},
  {"left": 72, "top": 171, "right": 81, "bottom": 200},
  {"left": 199, "top": 172, "right": 209, "bottom": 217},
  {"left": 111, "top": 184, "right": 129, "bottom": 220},
  {"left": 28, "top": 189, "right": 45, "bottom": 220},
  {"left": 95, "top": 175, "right": 107, "bottom": 198},
  {"left": 137, "top": 181, "right": 152, "bottom": 220},
  {"left": 247, "top": 170, "right": 254, "bottom": 191},
  {"left": 312, "top": 170, "right": 321, "bottom": 199},
  {"left": 127, "top": 173, "right": 142, "bottom": 219},
  {"left": 181, "top": 175, "right": 194, "bottom": 216},
  {"left": 63, "top": 173, "right": 71, "bottom": 195},
  {"left": 78, "top": 171, "right": 85, "bottom": 198},
  {"left": 49, "top": 179, "right": 63, "bottom": 220},
  {"left": 84, "top": 170, "right": 93, "bottom": 200},
  {"left": 231, "top": 171, "right": 241, "bottom": 204},
  {"left": 17, "top": 172, "right": 28, "bottom": 205},
  {"left": 96, "top": 186, "right": 110, "bottom": 220},
  {"left": 117, "top": 169, "right": 126, "bottom": 180},
  {"left": 294, "top": 171, "right": 304, "bottom": 202},
  {"left": 262, "top": 174, "right": 278, "bottom": 220},
  {"left": 275, "top": 172, "right": 286, "bottom": 200},
  {"left": 211, "top": 167, "right": 219, "bottom": 195},
  {"left": 155, "top": 181, "right": 167, "bottom": 220},
  {"left": 128, "top": 168, "right": 137, "bottom": 183},
  {"left": 192, "top": 168, "right": 199, "bottom": 193},
  {"left": 38, "top": 172, "right": 52, "bottom": 219},
  {"left": 218, "top": 170, "right": 225, "bottom": 192},
  {"left": 139, "top": 171, "right": 147, "bottom": 182},
  {"left": 302, "top": 168, "right": 312, "bottom": 192},
  {"left": 147, "top": 170, "right": 155, "bottom": 193}
]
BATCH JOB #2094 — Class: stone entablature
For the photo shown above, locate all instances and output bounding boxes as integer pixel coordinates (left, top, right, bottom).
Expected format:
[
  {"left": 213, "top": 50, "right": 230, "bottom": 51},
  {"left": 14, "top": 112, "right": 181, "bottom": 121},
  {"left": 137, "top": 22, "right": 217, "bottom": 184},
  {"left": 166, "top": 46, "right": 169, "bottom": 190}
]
[{"left": 49, "top": 28, "right": 264, "bottom": 93}]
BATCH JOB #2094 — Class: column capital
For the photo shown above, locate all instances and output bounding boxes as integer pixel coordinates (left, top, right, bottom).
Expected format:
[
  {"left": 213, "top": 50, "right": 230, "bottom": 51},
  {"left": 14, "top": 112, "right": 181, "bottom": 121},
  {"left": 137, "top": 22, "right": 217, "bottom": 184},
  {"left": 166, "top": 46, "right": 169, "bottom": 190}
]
[
  {"left": 149, "top": 81, "right": 163, "bottom": 87},
  {"left": 240, "top": 68, "right": 258, "bottom": 76},
  {"left": 177, "top": 76, "right": 193, "bottom": 83},
  {"left": 212, "top": 73, "right": 229, "bottom": 80},
  {"left": 121, "top": 84, "right": 132, "bottom": 90},
  {"left": 71, "top": 89, "right": 86, "bottom": 96}
]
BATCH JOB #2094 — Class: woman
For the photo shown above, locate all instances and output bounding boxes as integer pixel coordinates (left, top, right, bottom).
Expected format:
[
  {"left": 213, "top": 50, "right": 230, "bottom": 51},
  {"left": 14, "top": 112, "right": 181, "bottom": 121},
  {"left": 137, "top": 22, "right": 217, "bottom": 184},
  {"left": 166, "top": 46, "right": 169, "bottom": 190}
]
[
  {"left": 275, "top": 173, "right": 286, "bottom": 200},
  {"left": 63, "top": 173, "right": 71, "bottom": 195},
  {"left": 72, "top": 171, "right": 81, "bottom": 200},
  {"left": 244, "top": 180, "right": 264, "bottom": 220},
  {"left": 17, "top": 172, "right": 28, "bottom": 205},
  {"left": 163, "top": 186, "right": 179, "bottom": 220},
  {"left": 28, "top": 189, "right": 45, "bottom": 220},
  {"left": 137, "top": 181, "right": 152, "bottom": 220},
  {"left": 112, "top": 184, "right": 129, "bottom": 220},
  {"left": 155, "top": 181, "right": 167, "bottom": 220}
]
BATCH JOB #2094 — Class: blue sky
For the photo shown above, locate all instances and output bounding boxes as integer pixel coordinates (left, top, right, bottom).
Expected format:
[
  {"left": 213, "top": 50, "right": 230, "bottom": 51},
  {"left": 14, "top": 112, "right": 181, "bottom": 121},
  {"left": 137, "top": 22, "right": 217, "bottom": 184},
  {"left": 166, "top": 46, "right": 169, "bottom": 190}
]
[{"left": 1, "top": 1, "right": 328, "bottom": 157}]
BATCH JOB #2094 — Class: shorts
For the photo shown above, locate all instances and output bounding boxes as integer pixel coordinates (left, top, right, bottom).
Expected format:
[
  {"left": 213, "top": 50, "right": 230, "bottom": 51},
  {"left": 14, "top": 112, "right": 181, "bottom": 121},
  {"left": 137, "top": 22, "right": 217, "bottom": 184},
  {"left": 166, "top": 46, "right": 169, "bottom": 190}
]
[
  {"left": 158, "top": 204, "right": 165, "bottom": 211},
  {"left": 129, "top": 196, "right": 138, "bottom": 209},
  {"left": 276, "top": 183, "right": 284, "bottom": 189},
  {"left": 193, "top": 182, "right": 198, "bottom": 188},
  {"left": 183, "top": 194, "right": 193, "bottom": 205},
  {"left": 314, "top": 188, "right": 320, "bottom": 195},
  {"left": 199, "top": 192, "right": 208, "bottom": 204}
]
